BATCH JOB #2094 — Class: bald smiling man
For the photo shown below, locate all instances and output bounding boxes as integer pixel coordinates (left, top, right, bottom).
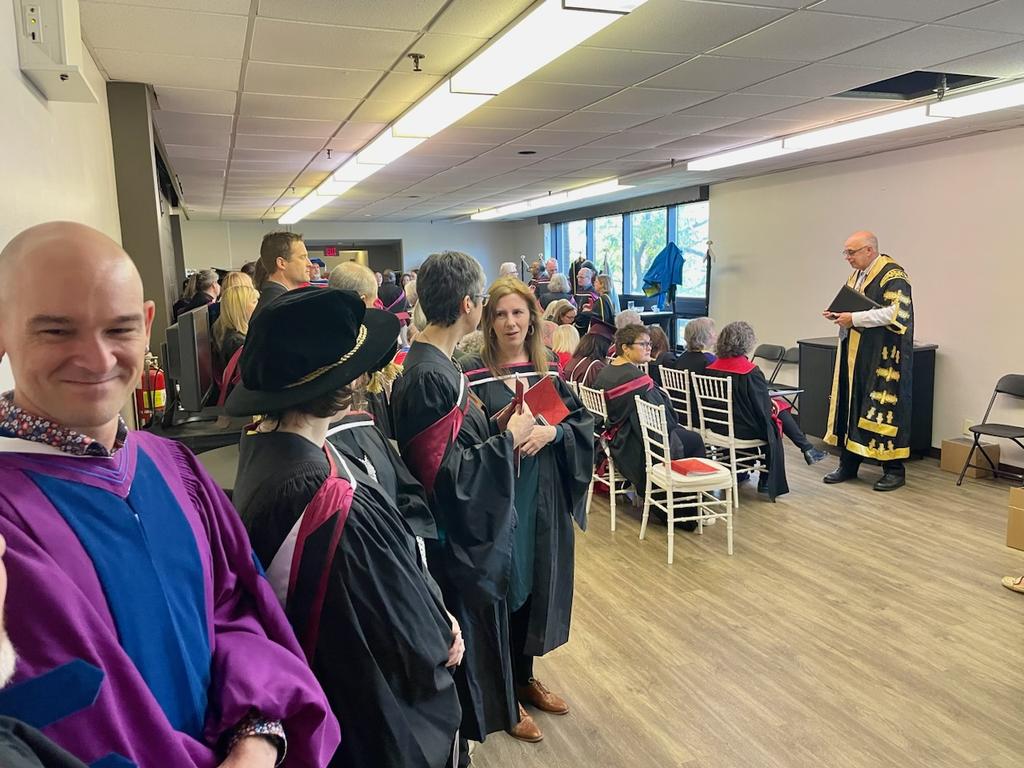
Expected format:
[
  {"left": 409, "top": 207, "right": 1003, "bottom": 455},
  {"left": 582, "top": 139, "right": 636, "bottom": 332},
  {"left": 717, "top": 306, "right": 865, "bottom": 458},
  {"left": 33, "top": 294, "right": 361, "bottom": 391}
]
[{"left": 0, "top": 223, "right": 339, "bottom": 767}]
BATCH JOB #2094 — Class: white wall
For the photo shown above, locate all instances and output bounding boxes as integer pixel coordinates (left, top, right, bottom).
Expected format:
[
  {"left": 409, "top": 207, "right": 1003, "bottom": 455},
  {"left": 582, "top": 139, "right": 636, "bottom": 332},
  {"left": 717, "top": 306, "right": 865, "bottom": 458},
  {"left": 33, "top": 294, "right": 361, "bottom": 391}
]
[
  {"left": 709, "top": 126, "right": 1024, "bottom": 463},
  {"left": 0, "top": 8, "right": 120, "bottom": 391},
  {"left": 179, "top": 219, "right": 545, "bottom": 282}
]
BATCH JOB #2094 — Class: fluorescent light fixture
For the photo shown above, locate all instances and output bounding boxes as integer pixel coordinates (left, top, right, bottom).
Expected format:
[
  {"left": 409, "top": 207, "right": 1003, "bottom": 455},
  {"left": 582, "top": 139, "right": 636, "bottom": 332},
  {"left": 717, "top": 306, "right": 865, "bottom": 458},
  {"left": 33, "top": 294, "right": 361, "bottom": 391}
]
[
  {"left": 783, "top": 106, "right": 944, "bottom": 151},
  {"left": 278, "top": 193, "right": 335, "bottom": 225},
  {"left": 331, "top": 159, "right": 383, "bottom": 183},
  {"left": 687, "top": 141, "right": 793, "bottom": 171},
  {"left": 356, "top": 131, "right": 425, "bottom": 166},
  {"left": 315, "top": 178, "right": 358, "bottom": 196},
  {"left": 450, "top": 0, "right": 636, "bottom": 96},
  {"left": 928, "top": 80, "right": 1024, "bottom": 118},
  {"left": 393, "top": 82, "right": 493, "bottom": 138},
  {"left": 470, "top": 179, "right": 633, "bottom": 220},
  {"left": 565, "top": 1, "right": 647, "bottom": 10}
]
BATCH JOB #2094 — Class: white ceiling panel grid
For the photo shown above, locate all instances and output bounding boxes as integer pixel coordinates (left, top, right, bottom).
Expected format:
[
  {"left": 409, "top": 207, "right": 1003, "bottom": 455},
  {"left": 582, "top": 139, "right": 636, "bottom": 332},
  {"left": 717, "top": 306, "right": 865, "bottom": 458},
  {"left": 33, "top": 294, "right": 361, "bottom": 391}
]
[{"left": 81, "top": 2, "right": 248, "bottom": 58}]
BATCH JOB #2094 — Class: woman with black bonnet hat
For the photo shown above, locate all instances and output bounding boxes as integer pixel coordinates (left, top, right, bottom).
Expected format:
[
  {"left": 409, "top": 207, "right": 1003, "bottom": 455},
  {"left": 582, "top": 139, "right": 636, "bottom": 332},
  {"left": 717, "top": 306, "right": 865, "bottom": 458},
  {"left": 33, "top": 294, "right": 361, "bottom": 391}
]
[{"left": 228, "top": 287, "right": 464, "bottom": 768}]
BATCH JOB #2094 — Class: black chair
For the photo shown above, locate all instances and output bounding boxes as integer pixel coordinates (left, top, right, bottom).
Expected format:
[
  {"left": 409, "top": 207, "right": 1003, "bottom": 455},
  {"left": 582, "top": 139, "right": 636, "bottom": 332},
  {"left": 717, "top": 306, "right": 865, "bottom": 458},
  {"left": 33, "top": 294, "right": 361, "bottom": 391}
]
[
  {"left": 751, "top": 344, "right": 785, "bottom": 377},
  {"left": 771, "top": 346, "right": 802, "bottom": 411},
  {"left": 957, "top": 374, "right": 1024, "bottom": 486}
]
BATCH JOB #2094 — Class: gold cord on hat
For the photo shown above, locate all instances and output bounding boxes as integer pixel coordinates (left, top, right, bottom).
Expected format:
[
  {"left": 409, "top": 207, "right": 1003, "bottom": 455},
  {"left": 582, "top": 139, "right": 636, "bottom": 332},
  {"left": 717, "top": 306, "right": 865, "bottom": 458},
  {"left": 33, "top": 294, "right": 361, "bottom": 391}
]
[{"left": 284, "top": 325, "right": 368, "bottom": 388}]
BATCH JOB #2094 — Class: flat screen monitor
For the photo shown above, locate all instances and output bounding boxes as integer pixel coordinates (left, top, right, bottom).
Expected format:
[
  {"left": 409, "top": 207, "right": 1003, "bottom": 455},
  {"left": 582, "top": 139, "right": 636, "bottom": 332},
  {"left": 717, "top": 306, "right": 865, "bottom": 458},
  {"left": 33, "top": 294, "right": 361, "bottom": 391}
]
[{"left": 164, "top": 305, "right": 214, "bottom": 413}]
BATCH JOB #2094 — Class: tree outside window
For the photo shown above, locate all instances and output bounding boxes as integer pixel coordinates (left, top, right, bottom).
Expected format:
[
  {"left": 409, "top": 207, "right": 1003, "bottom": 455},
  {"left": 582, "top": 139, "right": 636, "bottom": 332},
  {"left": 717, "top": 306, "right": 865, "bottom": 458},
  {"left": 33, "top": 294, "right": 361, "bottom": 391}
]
[
  {"left": 593, "top": 215, "right": 623, "bottom": 292},
  {"left": 628, "top": 208, "right": 667, "bottom": 293},
  {"left": 675, "top": 201, "right": 710, "bottom": 299},
  {"left": 567, "top": 220, "right": 587, "bottom": 264}
]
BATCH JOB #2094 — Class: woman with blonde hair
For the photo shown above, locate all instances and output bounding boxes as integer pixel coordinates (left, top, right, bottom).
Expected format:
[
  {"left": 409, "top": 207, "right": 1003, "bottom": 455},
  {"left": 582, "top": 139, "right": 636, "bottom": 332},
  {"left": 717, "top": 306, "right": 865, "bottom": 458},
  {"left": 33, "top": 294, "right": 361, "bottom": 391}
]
[
  {"left": 213, "top": 284, "right": 259, "bottom": 368},
  {"left": 221, "top": 270, "right": 254, "bottom": 292},
  {"left": 461, "top": 276, "right": 593, "bottom": 745},
  {"left": 552, "top": 325, "right": 580, "bottom": 371}
]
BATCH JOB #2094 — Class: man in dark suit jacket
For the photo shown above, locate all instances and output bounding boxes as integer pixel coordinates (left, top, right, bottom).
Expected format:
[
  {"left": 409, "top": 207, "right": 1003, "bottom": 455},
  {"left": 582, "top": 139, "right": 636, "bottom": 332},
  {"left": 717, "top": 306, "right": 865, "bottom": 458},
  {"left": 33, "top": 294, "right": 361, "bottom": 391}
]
[{"left": 252, "top": 231, "right": 311, "bottom": 319}]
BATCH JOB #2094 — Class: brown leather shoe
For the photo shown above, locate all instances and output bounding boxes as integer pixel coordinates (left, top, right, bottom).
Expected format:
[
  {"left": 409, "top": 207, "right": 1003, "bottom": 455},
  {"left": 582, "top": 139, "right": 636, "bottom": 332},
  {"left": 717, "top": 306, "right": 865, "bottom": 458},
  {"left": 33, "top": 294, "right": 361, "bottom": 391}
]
[
  {"left": 507, "top": 703, "right": 543, "bottom": 742},
  {"left": 517, "top": 678, "right": 569, "bottom": 715}
]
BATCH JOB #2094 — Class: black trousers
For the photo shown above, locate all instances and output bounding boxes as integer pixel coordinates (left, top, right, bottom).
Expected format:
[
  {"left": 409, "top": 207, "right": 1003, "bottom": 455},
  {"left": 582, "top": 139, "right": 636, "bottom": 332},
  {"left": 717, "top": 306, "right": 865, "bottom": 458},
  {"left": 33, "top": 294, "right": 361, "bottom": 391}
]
[
  {"left": 509, "top": 599, "right": 534, "bottom": 688},
  {"left": 839, "top": 449, "right": 904, "bottom": 477},
  {"left": 778, "top": 409, "right": 813, "bottom": 453}
]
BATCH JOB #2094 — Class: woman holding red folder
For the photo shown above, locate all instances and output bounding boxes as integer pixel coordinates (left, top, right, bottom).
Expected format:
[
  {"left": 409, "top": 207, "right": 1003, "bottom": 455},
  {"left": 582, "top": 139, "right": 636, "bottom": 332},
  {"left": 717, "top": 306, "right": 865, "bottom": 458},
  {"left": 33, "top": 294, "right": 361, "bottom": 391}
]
[{"left": 462, "top": 276, "right": 593, "bottom": 744}]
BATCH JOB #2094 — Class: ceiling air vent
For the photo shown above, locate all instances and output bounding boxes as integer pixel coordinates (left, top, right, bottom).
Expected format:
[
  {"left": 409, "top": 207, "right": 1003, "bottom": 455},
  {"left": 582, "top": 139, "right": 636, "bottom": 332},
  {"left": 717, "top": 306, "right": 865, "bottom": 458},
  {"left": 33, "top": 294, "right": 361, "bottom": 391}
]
[{"left": 838, "top": 71, "right": 996, "bottom": 101}]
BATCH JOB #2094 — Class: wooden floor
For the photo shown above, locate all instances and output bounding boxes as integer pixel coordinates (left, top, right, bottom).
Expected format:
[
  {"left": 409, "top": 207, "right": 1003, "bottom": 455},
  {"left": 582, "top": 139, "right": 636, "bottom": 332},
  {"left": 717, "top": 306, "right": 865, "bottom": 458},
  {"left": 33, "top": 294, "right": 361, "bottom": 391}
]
[{"left": 472, "top": 446, "right": 1024, "bottom": 768}]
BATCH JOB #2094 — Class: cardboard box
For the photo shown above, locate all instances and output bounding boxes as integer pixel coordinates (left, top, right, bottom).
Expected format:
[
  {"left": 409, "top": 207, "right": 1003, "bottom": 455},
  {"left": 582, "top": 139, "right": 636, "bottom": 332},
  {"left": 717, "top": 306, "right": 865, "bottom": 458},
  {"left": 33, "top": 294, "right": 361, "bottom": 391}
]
[
  {"left": 1007, "top": 487, "right": 1024, "bottom": 551},
  {"left": 940, "top": 437, "right": 1000, "bottom": 479}
]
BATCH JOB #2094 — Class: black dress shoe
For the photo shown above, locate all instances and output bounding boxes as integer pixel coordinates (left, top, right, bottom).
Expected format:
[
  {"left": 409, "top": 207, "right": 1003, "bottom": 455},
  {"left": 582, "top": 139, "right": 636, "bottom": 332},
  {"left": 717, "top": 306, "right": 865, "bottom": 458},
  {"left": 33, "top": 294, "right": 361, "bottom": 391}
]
[
  {"left": 873, "top": 473, "right": 905, "bottom": 492},
  {"left": 803, "top": 448, "right": 828, "bottom": 465},
  {"left": 823, "top": 468, "right": 857, "bottom": 484}
]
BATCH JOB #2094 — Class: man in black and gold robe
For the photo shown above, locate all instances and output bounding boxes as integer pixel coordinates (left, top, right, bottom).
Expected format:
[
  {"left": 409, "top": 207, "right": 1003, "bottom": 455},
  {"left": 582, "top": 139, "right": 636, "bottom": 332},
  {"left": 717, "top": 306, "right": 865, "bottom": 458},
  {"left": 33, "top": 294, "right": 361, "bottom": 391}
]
[{"left": 822, "top": 231, "right": 914, "bottom": 492}]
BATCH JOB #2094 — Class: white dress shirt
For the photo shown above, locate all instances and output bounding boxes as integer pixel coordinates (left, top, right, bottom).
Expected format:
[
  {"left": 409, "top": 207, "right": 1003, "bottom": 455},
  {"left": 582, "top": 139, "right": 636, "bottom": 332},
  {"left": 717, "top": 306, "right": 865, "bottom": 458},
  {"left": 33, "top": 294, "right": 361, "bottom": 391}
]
[{"left": 851, "top": 256, "right": 899, "bottom": 329}]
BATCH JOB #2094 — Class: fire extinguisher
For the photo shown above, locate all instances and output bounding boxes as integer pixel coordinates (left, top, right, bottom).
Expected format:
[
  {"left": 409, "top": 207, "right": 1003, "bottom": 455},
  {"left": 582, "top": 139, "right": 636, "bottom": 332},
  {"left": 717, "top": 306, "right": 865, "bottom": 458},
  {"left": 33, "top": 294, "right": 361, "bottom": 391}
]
[{"left": 135, "top": 351, "right": 166, "bottom": 427}]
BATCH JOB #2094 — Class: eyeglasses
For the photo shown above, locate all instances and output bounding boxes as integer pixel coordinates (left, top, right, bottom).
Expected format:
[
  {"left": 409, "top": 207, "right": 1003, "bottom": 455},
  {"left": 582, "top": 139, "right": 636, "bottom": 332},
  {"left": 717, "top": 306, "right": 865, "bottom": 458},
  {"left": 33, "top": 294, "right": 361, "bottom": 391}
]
[
  {"left": 629, "top": 341, "right": 652, "bottom": 348},
  {"left": 841, "top": 245, "right": 870, "bottom": 257},
  {"left": 472, "top": 292, "right": 489, "bottom": 306}
]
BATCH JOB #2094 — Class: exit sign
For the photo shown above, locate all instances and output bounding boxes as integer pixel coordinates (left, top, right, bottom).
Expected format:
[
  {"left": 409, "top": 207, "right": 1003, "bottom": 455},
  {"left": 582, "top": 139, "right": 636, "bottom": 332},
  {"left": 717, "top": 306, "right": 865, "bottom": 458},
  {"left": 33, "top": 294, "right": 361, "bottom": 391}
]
[{"left": 324, "top": 246, "right": 338, "bottom": 257}]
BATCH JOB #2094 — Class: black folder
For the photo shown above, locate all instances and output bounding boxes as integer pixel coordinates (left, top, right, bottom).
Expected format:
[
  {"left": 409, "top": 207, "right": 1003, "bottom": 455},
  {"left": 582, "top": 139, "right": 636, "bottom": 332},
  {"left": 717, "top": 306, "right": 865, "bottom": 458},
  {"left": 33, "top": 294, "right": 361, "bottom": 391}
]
[{"left": 828, "top": 285, "right": 881, "bottom": 313}]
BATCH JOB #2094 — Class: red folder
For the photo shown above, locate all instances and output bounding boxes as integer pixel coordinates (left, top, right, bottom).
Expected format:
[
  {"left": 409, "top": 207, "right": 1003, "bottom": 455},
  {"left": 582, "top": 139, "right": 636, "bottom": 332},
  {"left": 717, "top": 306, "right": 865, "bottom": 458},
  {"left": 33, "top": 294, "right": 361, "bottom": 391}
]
[
  {"left": 523, "top": 375, "right": 570, "bottom": 427},
  {"left": 670, "top": 458, "right": 720, "bottom": 475}
]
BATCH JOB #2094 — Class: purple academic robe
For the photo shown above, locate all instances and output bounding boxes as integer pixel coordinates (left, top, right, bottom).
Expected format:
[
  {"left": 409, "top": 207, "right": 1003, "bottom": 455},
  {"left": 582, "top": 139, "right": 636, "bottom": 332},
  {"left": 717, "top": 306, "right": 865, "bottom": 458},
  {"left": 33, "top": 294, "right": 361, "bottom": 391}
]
[{"left": 0, "top": 431, "right": 340, "bottom": 767}]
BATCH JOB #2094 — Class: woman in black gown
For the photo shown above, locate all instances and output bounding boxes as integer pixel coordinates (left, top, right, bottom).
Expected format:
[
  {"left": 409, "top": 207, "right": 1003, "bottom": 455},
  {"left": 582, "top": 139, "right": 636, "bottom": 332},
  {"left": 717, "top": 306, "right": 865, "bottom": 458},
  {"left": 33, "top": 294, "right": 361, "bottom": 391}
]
[
  {"left": 228, "top": 287, "right": 464, "bottom": 768},
  {"left": 461, "top": 276, "right": 593, "bottom": 745},
  {"left": 593, "top": 323, "right": 706, "bottom": 511}
]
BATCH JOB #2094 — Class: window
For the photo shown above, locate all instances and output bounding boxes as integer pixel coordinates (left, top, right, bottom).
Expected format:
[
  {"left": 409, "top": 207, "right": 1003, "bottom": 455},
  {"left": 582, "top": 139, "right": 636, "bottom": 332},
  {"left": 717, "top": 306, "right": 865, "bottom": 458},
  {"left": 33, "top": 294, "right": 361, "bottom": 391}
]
[
  {"left": 674, "top": 201, "right": 710, "bottom": 299},
  {"left": 627, "top": 208, "right": 667, "bottom": 293},
  {"left": 566, "top": 219, "right": 587, "bottom": 264},
  {"left": 593, "top": 215, "right": 623, "bottom": 292}
]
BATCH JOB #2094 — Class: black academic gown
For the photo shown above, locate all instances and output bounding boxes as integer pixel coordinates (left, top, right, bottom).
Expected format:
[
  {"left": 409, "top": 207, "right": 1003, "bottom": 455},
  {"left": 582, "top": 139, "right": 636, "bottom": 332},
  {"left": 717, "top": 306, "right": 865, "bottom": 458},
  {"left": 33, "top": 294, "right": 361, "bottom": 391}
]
[
  {"left": 461, "top": 356, "right": 593, "bottom": 656},
  {"left": 326, "top": 411, "right": 436, "bottom": 541},
  {"left": 390, "top": 342, "right": 518, "bottom": 742},
  {"left": 0, "top": 718, "right": 87, "bottom": 768},
  {"left": 824, "top": 255, "right": 915, "bottom": 462},
  {"left": 593, "top": 362, "right": 705, "bottom": 493},
  {"left": 233, "top": 430, "right": 460, "bottom": 768},
  {"left": 705, "top": 359, "right": 789, "bottom": 501}
]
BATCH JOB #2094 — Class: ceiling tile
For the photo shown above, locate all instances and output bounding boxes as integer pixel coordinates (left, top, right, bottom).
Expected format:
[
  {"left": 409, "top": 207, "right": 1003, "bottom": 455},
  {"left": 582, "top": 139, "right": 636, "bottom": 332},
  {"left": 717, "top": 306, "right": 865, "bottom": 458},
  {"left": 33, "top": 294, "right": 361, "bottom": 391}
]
[
  {"left": 529, "top": 48, "right": 691, "bottom": 87},
  {"left": 96, "top": 49, "right": 241, "bottom": 90},
  {"left": 699, "top": 116, "right": 808, "bottom": 139},
  {"left": 168, "top": 156, "right": 227, "bottom": 173},
  {"left": 154, "top": 86, "right": 236, "bottom": 115},
  {"left": 585, "top": 132, "right": 681, "bottom": 149},
  {"left": 81, "top": 2, "right": 247, "bottom": 58},
  {"left": 257, "top": 0, "right": 447, "bottom": 30},
  {"left": 370, "top": 72, "right": 442, "bottom": 102},
  {"left": 166, "top": 144, "right": 230, "bottom": 160},
  {"left": 942, "top": 0, "right": 1024, "bottom": 34},
  {"left": 433, "top": 126, "right": 528, "bottom": 144},
  {"left": 98, "top": 1, "right": 251, "bottom": 12},
  {"left": 405, "top": 142, "right": 486, "bottom": 158},
  {"left": 585, "top": 88, "right": 721, "bottom": 115},
  {"left": 643, "top": 54, "right": 805, "bottom": 92},
  {"left": 628, "top": 113, "right": 739, "bottom": 134},
  {"left": 155, "top": 111, "right": 233, "bottom": 134},
  {"left": 231, "top": 148, "right": 315, "bottom": 164},
  {"left": 326, "top": 123, "right": 388, "bottom": 151},
  {"left": 654, "top": 134, "right": 753, "bottom": 157},
  {"left": 234, "top": 134, "right": 326, "bottom": 151},
  {"left": 812, "top": 0, "right": 992, "bottom": 23},
  {"left": 933, "top": 40, "right": 1024, "bottom": 77},
  {"left": 518, "top": 156, "right": 604, "bottom": 173},
  {"left": 236, "top": 116, "right": 339, "bottom": 138},
  {"left": 244, "top": 62, "right": 381, "bottom": 99},
  {"left": 240, "top": 93, "right": 359, "bottom": 121},
  {"left": 477, "top": 144, "right": 564, "bottom": 160},
  {"left": 826, "top": 24, "right": 1024, "bottom": 69},
  {"left": 764, "top": 97, "right": 894, "bottom": 126},
  {"left": 349, "top": 100, "right": 413, "bottom": 123},
  {"left": 457, "top": 107, "right": 568, "bottom": 130},
  {"left": 507, "top": 130, "right": 612, "bottom": 147},
  {"left": 679, "top": 93, "right": 810, "bottom": 118},
  {"left": 584, "top": 0, "right": 790, "bottom": 55},
  {"left": 430, "top": 0, "right": 534, "bottom": 38},
  {"left": 157, "top": 130, "right": 231, "bottom": 148},
  {"left": 554, "top": 145, "right": 636, "bottom": 161},
  {"left": 742, "top": 63, "right": 908, "bottom": 97},
  {"left": 489, "top": 82, "right": 619, "bottom": 111},
  {"left": 250, "top": 19, "right": 416, "bottom": 70},
  {"left": 544, "top": 112, "right": 654, "bottom": 131},
  {"left": 405, "top": 33, "right": 489, "bottom": 76},
  {"left": 713, "top": 11, "right": 916, "bottom": 61}
]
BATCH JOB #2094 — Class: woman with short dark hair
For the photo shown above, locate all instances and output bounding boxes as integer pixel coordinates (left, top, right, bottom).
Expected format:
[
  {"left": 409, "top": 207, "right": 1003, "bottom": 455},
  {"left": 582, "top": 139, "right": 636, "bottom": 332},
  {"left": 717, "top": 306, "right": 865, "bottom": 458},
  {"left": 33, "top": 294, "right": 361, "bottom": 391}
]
[{"left": 594, "top": 324, "right": 705, "bottom": 512}]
